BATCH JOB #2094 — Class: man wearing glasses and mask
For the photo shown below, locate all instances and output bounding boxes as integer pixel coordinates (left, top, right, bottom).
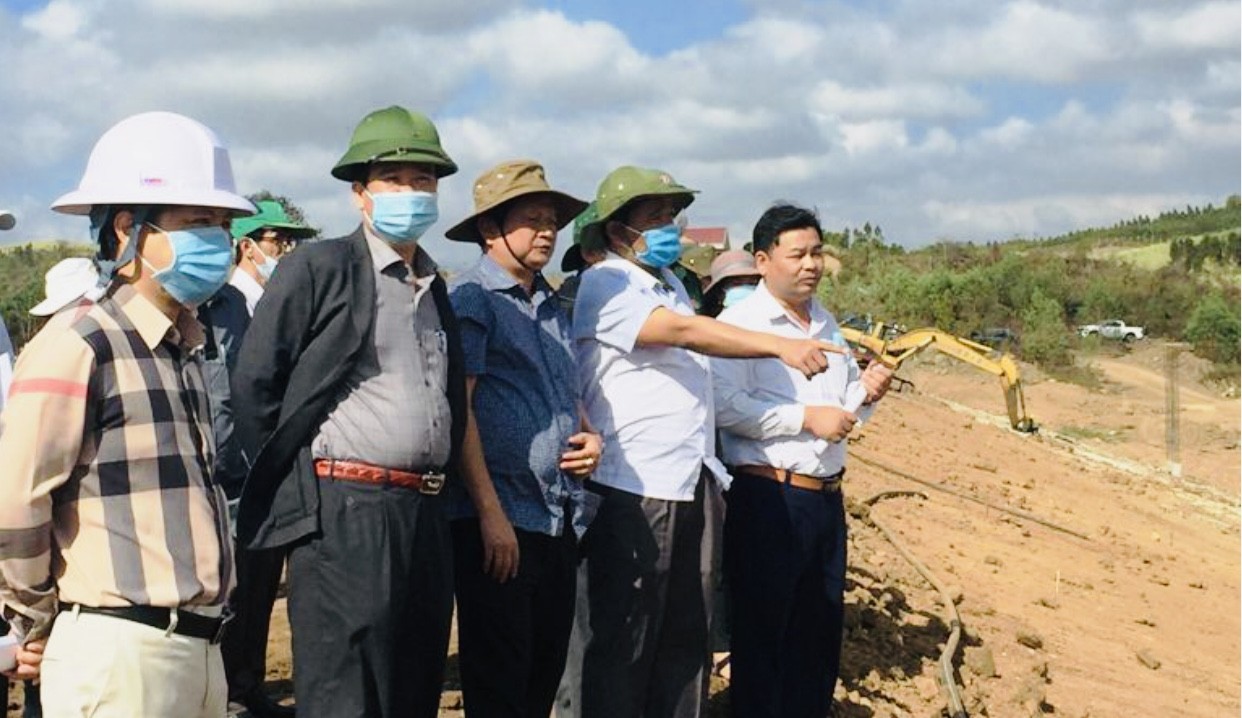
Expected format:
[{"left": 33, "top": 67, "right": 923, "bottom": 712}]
[{"left": 229, "top": 200, "right": 315, "bottom": 316}]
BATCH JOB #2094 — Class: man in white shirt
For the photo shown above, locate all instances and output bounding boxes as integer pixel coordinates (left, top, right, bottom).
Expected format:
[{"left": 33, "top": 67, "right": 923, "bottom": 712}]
[
  {"left": 562, "top": 169, "right": 842, "bottom": 718},
  {"left": 712, "top": 203, "right": 893, "bottom": 718}
]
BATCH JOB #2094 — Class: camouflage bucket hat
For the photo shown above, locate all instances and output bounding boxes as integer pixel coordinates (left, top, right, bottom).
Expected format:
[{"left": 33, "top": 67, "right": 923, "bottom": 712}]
[{"left": 445, "top": 159, "right": 587, "bottom": 244}]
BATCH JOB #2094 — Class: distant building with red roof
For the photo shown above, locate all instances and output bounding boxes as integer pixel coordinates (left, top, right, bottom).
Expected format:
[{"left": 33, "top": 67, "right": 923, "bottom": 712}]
[{"left": 682, "top": 226, "right": 730, "bottom": 250}]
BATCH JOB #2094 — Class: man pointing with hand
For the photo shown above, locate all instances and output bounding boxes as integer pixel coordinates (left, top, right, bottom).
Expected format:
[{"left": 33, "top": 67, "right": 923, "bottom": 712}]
[{"left": 559, "top": 169, "right": 842, "bottom": 718}]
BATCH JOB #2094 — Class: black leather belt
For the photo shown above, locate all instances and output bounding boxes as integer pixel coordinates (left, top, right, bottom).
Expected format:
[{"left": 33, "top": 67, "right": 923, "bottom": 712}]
[{"left": 61, "top": 603, "right": 231, "bottom": 644}]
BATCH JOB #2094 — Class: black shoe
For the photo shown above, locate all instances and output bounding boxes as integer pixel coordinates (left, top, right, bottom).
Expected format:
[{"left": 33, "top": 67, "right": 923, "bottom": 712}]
[{"left": 237, "top": 690, "right": 295, "bottom": 718}]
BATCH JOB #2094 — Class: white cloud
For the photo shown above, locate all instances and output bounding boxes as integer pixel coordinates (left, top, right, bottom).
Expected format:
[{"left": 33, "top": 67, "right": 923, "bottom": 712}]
[
  {"left": 20, "top": 0, "right": 87, "bottom": 39},
  {"left": 980, "top": 117, "right": 1035, "bottom": 148},
  {"left": 810, "top": 80, "right": 985, "bottom": 121},
  {"left": 1133, "top": 1, "right": 1240, "bottom": 53},
  {"left": 928, "top": 2, "right": 1115, "bottom": 82},
  {"left": 0, "top": 0, "right": 1236, "bottom": 268}
]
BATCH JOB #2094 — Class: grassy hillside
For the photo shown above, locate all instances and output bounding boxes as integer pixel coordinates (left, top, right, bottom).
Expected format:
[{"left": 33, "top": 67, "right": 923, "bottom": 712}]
[{"left": 822, "top": 195, "right": 1240, "bottom": 376}]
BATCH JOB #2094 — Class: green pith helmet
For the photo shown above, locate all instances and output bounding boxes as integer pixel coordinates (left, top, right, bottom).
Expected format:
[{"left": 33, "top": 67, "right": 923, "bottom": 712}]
[
  {"left": 230, "top": 200, "right": 316, "bottom": 240},
  {"left": 331, "top": 106, "right": 458, "bottom": 182},
  {"left": 677, "top": 241, "right": 716, "bottom": 278},
  {"left": 579, "top": 166, "right": 697, "bottom": 252}
]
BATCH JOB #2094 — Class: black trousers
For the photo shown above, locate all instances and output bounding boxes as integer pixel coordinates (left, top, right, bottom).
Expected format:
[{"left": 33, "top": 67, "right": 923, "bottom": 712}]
[
  {"left": 452, "top": 519, "right": 577, "bottom": 718},
  {"left": 287, "top": 478, "right": 453, "bottom": 718},
  {"left": 222, "top": 545, "right": 285, "bottom": 700},
  {"left": 725, "top": 471, "right": 848, "bottom": 718},
  {"left": 557, "top": 477, "right": 712, "bottom": 718}
]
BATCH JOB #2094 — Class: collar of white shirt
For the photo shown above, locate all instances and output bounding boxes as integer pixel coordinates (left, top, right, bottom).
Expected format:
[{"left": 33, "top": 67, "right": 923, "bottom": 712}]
[{"left": 740, "top": 280, "right": 831, "bottom": 336}]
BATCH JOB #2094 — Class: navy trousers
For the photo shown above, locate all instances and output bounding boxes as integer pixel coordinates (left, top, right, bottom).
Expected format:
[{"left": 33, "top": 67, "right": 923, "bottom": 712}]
[
  {"left": 724, "top": 470, "right": 848, "bottom": 718},
  {"left": 452, "top": 520, "right": 577, "bottom": 718}
]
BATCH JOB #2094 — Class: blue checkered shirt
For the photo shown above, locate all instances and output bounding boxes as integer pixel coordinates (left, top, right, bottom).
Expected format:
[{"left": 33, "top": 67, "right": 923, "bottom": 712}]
[{"left": 448, "top": 256, "right": 589, "bottom": 537}]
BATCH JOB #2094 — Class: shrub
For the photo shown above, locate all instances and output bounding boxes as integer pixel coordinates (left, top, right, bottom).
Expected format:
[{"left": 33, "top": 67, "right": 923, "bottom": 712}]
[
  {"left": 1185, "top": 294, "right": 1241, "bottom": 364},
  {"left": 1020, "top": 288, "right": 1073, "bottom": 367}
]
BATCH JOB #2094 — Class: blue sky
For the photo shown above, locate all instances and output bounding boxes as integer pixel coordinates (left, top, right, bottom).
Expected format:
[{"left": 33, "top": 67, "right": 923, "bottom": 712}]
[{"left": 0, "top": 0, "right": 1237, "bottom": 271}]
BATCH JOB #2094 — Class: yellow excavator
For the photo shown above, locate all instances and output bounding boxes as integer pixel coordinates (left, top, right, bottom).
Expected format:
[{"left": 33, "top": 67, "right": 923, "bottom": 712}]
[{"left": 839, "top": 323, "right": 1038, "bottom": 433}]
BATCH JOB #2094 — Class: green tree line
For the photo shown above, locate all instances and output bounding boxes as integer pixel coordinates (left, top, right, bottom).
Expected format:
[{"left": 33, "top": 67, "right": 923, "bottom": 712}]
[
  {"left": 1, "top": 243, "right": 93, "bottom": 349},
  {"left": 820, "top": 196, "right": 1241, "bottom": 371}
]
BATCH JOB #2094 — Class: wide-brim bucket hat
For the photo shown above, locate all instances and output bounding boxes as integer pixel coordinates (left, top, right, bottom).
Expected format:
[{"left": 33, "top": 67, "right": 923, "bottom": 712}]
[
  {"left": 30, "top": 257, "right": 98, "bottom": 316},
  {"left": 445, "top": 160, "right": 587, "bottom": 244},
  {"left": 703, "top": 249, "right": 761, "bottom": 293}
]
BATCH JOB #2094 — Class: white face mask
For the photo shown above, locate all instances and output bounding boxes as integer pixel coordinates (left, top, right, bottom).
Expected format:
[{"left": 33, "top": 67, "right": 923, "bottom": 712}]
[{"left": 250, "top": 240, "right": 278, "bottom": 282}]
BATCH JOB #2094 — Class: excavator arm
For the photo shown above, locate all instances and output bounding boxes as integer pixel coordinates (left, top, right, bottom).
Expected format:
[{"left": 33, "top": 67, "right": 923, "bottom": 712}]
[{"left": 838, "top": 324, "right": 1037, "bottom": 433}]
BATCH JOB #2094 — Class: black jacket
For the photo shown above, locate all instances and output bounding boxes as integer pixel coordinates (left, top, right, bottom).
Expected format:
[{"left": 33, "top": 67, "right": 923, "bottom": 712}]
[{"left": 230, "top": 228, "right": 467, "bottom": 550}]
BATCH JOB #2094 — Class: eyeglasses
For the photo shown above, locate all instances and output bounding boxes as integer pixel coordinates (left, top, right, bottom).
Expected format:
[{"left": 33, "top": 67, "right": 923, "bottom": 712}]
[{"left": 255, "top": 233, "right": 297, "bottom": 252}]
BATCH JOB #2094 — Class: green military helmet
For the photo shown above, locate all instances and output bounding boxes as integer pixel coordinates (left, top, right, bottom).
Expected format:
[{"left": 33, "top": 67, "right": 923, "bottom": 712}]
[
  {"left": 677, "top": 240, "right": 716, "bottom": 279},
  {"left": 331, "top": 106, "right": 458, "bottom": 182},
  {"left": 579, "top": 166, "right": 697, "bottom": 253},
  {"left": 230, "top": 199, "right": 316, "bottom": 241},
  {"left": 561, "top": 200, "right": 599, "bottom": 273}
]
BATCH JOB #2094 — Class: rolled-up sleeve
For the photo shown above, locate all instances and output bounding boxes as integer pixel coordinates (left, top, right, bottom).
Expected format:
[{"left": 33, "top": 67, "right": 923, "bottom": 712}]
[{"left": 0, "top": 327, "right": 93, "bottom": 639}]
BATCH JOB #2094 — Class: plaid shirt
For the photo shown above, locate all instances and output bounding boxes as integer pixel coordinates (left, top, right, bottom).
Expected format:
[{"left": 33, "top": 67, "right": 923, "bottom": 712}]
[{"left": 0, "top": 285, "right": 235, "bottom": 640}]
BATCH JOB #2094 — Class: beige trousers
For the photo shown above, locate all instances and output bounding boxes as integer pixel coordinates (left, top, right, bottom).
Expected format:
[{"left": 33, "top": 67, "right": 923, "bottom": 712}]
[{"left": 40, "top": 608, "right": 227, "bottom": 718}]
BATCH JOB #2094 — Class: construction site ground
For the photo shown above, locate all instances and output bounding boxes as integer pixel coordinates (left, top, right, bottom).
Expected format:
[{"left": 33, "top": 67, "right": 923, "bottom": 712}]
[{"left": 10, "top": 343, "right": 1237, "bottom": 717}]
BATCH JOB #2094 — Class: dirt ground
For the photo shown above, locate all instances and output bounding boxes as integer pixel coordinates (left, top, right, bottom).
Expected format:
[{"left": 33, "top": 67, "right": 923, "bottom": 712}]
[{"left": 11, "top": 343, "right": 1236, "bottom": 717}]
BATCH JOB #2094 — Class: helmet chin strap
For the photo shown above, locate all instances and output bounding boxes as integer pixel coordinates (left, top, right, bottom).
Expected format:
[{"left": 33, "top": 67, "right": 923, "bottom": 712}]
[{"left": 87, "top": 205, "right": 151, "bottom": 301}]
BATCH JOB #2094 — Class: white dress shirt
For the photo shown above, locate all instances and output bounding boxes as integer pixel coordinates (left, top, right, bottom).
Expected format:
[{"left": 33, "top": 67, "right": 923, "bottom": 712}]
[
  {"left": 711, "top": 281, "right": 871, "bottom": 477},
  {"left": 228, "top": 267, "right": 264, "bottom": 317},
  {"left": 572, "top": 253, "right": 729, "bottom": 501}
]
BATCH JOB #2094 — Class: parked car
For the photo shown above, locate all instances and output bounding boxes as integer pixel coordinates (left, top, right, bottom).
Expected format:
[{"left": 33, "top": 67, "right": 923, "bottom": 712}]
[
  {"left": 1077, "top": 319, "right": 1145, "bottom": 342},
  {"left": 969, "top": 327, "right": 1018, "bottom": 349}
]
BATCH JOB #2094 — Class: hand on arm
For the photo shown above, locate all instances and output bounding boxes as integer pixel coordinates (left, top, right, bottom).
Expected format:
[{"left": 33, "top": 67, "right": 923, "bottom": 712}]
[
  {"left": 637, "top": 308, "right": 844, "bottom": 378},
  {"left": 459, "top": 377, "right": 519, "bottom": 583}
]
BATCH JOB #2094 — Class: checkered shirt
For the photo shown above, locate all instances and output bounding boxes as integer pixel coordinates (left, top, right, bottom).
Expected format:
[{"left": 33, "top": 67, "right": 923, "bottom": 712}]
[{"left": 0, "top": 285, "right": 235, "bottom": 640}]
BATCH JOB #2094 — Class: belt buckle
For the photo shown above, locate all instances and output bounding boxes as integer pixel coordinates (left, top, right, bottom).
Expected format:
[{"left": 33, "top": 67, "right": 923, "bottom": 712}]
[{"left": 419, "top": 472, "right": 445, "bottom": 496}]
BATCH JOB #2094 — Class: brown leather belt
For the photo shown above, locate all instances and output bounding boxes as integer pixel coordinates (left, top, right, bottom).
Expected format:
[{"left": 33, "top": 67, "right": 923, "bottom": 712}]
[
  {"left": 314, "top": 458, "right": 445, "bottom": 495},
  {"left": 737, "top": 464, "right": 844, "bottom": 493}
]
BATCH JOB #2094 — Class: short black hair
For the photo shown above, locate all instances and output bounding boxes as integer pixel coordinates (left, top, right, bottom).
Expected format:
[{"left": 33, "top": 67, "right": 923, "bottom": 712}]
[{"left": 751, "top": 203, "right": 822, "bottom": 254}]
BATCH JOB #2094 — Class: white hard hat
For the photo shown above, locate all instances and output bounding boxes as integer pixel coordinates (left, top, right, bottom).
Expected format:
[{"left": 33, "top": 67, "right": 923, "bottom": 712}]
[
  {"left": 51, "top": 111, "right": 256, "bottom": 217},
  {"left": 30, "top": 257, "right": 99, "bottom": 316}
]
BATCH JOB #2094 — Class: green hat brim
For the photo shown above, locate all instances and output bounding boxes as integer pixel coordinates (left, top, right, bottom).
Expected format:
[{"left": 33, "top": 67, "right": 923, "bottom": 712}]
[{"left": 331, "top": 142, "right": 459, "bottom": 182}]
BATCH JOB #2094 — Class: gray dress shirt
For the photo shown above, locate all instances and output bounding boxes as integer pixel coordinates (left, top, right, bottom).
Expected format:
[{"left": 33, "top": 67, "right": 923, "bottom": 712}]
[{"left": 312, "top": 230, "right": 452, "bottom": 470}]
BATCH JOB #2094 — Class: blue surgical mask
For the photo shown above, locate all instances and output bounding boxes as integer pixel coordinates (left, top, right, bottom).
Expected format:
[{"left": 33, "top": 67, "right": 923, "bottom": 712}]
[
  {"left": 142, "top": 224, "right": 233, "bottom": 307},
  {"left": 723, "top": 285, "right": 756, "bottom": 308},
  {"left": 366, "top": 190, "right": 438, "bottom": 243},
  {"left": 632, "top": 223, "right": 683, "bottom": 268}
]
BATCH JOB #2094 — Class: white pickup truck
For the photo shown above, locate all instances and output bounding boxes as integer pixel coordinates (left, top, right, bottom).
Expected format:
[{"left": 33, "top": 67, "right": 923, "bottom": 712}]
[{"left": 1078, "top": 319, "right": 1145, "bottom": 342}]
